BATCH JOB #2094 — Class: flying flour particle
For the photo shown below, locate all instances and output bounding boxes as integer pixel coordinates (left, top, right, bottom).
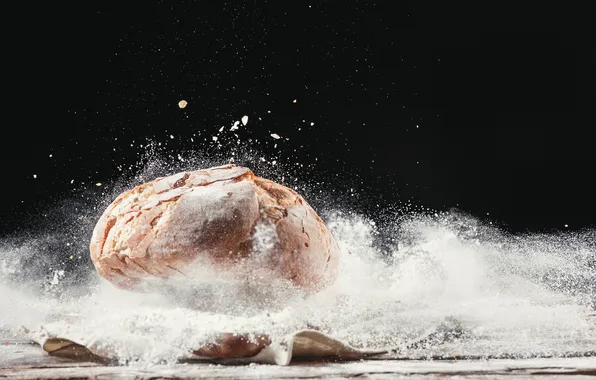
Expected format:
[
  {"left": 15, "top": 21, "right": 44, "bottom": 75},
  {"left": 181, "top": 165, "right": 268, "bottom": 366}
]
[
  {"left": 241, "top": 115, "right": 249, "bottom": 126},
  {"left": 271, "top": 133, "right": 281, "bottom": 139},
  {"left": 178, "top": 100, "right": 187, "bottom": 109}
]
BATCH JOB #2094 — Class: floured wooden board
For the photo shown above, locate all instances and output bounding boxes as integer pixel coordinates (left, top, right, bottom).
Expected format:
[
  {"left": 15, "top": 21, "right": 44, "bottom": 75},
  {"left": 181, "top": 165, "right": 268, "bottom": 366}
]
[{"left": 3, "top": 336, "right": 596, "bottom": 379}]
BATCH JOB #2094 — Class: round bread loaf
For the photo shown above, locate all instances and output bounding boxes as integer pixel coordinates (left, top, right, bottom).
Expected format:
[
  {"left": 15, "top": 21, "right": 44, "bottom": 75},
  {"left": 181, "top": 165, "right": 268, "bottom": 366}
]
[{"left": 90, "top": 165, "right": 339, "bottom": 293}]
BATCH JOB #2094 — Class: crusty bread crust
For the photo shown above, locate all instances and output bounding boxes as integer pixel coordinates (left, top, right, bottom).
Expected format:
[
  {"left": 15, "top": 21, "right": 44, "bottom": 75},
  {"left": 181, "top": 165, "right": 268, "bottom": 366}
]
[{"left": 90, "top": 165, "right": 339, "bottom": 293}]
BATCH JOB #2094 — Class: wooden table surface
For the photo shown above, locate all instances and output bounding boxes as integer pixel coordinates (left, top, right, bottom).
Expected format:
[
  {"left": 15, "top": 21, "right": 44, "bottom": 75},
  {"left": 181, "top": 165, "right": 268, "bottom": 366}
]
[{"left": 2, "top": 337, "right": 596, "bottom": 379}]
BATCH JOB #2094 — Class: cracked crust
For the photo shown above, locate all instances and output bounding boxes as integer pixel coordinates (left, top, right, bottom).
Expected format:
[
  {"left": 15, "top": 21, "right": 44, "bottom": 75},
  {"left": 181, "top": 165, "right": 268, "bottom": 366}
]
[{"left": 90, "top": 164, "right": 340, "bottom": 293}]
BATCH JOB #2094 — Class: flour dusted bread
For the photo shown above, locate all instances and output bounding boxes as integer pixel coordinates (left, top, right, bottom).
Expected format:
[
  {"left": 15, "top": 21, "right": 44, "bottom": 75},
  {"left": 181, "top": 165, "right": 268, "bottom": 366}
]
[{"left": 90, "top": 165, "right": 339, "bottom": 293}]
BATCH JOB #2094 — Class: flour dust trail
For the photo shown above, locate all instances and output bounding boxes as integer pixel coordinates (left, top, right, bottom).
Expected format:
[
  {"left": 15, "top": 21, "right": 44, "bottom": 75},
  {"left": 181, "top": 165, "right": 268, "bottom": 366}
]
[{"left": 2, "top": 208, "right": 595, "bottom": 364}]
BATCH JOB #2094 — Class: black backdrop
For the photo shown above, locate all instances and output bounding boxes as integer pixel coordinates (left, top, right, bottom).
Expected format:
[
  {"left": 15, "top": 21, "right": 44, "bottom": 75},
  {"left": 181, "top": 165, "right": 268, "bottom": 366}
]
[{"left": 2, "top": 1, "right": 595, "bottom": 235}]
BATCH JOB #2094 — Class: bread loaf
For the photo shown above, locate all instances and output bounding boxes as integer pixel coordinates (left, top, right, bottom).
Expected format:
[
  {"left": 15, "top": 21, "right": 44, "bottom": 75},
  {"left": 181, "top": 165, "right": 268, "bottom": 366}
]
[{"left": 90, "top": 165, "right": 339, "bottom": 293}]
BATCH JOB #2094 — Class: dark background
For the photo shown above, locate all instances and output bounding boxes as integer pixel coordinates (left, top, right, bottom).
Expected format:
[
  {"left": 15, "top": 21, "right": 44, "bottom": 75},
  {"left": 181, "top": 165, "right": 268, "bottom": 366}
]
[{"left": 2, "top": 1, "right": 595, "bottom": 235}]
